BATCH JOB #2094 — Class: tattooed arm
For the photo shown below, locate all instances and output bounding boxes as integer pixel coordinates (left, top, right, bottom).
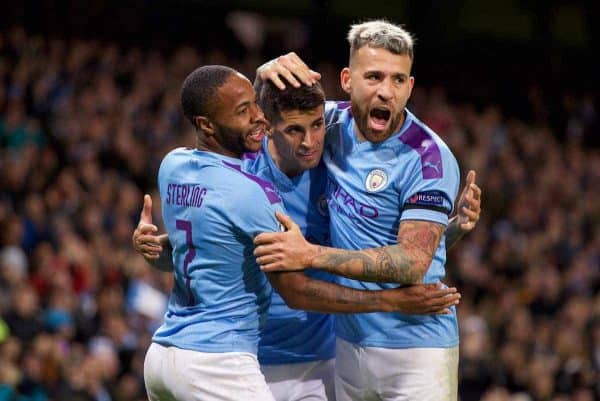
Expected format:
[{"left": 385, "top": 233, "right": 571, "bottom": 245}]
[
  {"left": 255, "top": 214, "right": 445, "bottom": 284},
  {"left": 267, "top": 271, "right": 459, "bottom": 314}
]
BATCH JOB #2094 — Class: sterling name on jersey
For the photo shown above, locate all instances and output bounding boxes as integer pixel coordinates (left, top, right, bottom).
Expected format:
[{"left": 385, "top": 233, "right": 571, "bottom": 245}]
[
  {"left": 153, "top": 148, "right": 284, "bottom": 355},
  {"left": 243, "top": 137, "right": 335, "bottom": 365},
  {"left": 324, "top": 101, "right": 460, "bottom": 349}
]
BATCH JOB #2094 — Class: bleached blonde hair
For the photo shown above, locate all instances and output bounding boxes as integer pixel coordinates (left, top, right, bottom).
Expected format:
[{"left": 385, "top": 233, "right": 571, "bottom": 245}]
[{"left": 347, "top": 20, "right": 414, "bottom": 61}]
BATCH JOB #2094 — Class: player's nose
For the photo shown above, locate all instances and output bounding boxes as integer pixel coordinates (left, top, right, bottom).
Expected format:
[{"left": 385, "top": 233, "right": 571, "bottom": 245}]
[
  {"left": 376, "top": 78, "right": 394, "bottom": 101},
  {"left": 251, "top": 103, "right": 268, "bottom": 125}
]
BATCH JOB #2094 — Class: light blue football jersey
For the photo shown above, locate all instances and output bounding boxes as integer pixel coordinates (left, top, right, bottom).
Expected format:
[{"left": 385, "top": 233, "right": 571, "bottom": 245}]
[
  {"left": 323, "top": 101, "right": 460, "bottom": 349},
  {"left": 242, "top": 137, "right": 336, "bottom": 364},
  {"left": 152, "top": 147, "right": 285, "bottom": 355}
]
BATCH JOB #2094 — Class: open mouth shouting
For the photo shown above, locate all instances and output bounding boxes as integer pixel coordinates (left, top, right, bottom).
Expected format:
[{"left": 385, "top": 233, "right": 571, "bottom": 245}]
[{"left": 368, "top": 107, "right": 391, "bottom": 132}]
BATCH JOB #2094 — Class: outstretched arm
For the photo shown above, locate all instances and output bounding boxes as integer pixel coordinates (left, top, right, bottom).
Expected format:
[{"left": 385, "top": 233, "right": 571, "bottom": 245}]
[
  {"left": 132, "top": 194, "right": 174, "bottom": 272},
  {"left": 267, "top": 271, "right": 459, "bottom": 314},
  {"left": 445, "top": 170, "right": 482, "bottom": 249},
  {"left": 255, "top": 213, "right": 444, "bottom": 285}
]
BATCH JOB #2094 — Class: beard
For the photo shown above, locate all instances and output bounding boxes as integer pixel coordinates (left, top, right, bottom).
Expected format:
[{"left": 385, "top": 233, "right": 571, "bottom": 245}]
[
  {"left": 213, "top": 123, "right": 250, "bottom": 156},
  {"left": 350, "top": 101, "right": 405, "bottom": 143}
]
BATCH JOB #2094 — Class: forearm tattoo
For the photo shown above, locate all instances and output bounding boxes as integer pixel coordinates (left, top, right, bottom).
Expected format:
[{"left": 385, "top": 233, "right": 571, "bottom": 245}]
[{"left": 313, "top": 221, "right": 444, "bottom": 284}]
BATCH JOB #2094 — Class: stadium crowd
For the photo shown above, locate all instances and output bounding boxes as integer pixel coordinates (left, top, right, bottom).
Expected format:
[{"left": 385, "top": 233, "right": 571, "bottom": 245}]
[{"left": 0, "top": 25, "right": 598, "bottom": 401}]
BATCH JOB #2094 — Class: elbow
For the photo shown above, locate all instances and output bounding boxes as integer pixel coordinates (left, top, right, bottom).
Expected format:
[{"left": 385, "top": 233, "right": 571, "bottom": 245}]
[
  {"left": 281, "top": 295, "right": 306, "bottom": 310},
  {"left": 398, "top": 257, "right": 431, "bottom": 284}
]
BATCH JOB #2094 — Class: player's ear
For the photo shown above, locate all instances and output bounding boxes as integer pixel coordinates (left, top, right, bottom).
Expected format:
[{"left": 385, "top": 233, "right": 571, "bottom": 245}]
[
  {"left": 340, "top": 67, "right": 351, "bottom": 94},
  {"left": 195, "top": 116, "right": 214, "bottom": 136}
]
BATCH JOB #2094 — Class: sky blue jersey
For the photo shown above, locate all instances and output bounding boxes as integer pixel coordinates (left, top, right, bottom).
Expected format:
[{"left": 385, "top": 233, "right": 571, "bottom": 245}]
[
  {"left": 152, "top": 147, "right": 285, "bottom": 355},
  {"left": 242, "top": 137, "right": 335, "bottom": 364},
  {"left": 323, "top": 102, "right": 460, "bottom": 349}
]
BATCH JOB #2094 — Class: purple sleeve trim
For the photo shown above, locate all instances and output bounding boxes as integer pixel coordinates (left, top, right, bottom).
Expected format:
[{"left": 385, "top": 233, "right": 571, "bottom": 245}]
[
  {"left": 222, "top": 161, "right": 282, "bottom": 204},
  {"left": 399, "top": 123, "right": 443, "bottom": 179}
]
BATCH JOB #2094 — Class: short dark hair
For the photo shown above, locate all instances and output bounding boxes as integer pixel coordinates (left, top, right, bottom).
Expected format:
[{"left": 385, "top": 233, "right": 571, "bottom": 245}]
[
  {"left": 255, "top": 79, "right": 325, "bottom": 125},
  {"left": 180, "top": 65, "right": 237, "bottom": 127}
]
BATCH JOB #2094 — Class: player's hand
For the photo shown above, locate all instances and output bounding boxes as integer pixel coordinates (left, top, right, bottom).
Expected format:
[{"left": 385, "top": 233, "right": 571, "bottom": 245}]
[
  {"left": 385, "top": 283, "right": 461, "bottom": 314},
  {"left": 254, "top": 211, "right": 316, "bottom": 271},
  {"left": 256, "top": 52, "right": 321, "bottom": 90},
  {"left": 456, "top": 170, "right": 481, "bottom": 232},
  {"left": 132, "top": 194, "right": 163, "bottom": 259}
]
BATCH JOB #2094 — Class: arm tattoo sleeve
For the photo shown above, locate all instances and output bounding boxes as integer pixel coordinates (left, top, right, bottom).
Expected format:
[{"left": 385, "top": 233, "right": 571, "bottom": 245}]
[{"left": 311, "top": 221, "right": 445, "bottom": 284}]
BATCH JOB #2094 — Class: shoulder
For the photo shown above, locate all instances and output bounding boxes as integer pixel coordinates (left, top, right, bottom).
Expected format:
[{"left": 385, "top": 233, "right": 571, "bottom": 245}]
[
  {"left": 324, "top": 100, "right": 354, "bottom": 152},
  {"left": 324, "top": 100, "right": 352, "bottom": 128},
  {"left": 159, "top": 147, "right": 195, "bottom": 177},
  {"left": 397, "top": 111, "right": 458, "bottom": 180},
  {"left": 241, "top": 148, "right": 269, "bottom": 176},
  {"left": 220, "top": 160, "right": 282, "bottom": 206}
]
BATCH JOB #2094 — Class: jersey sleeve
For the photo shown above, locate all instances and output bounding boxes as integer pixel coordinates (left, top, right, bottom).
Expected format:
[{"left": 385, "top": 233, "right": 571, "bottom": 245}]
[{"left": 399, "top": 147, "right": 460, "bottom": 227}]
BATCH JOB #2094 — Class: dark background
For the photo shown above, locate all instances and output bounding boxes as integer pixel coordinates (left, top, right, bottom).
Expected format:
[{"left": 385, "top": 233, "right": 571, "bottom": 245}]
[{"left": 3, "top": 0, "right": 598, "bottom": 123}]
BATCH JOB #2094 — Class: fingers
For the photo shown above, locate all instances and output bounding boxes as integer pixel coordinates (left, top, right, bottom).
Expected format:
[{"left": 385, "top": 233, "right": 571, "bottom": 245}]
[
  {"left": 461, "top": 207, "right": 479, "bottom": 221},
  {"left": 137, "top": 232, "right": 162, "bottom": 246},
  {"left": 253, "top": 242, "right": 280, "bottom": 257},
  {"left": 258, "top": 262, "right": 282, "bottom": 272},
  {"left": 425, "top": 286, "right": 458, "bottom": 299},
  {"left": 257, "top": 53, "right": 321, "bottom": 90},
  {"left": 465, "top": 170, "right": 476, "bottom": 187},
  {"left": 275, "top": 211, "right": 298, "bottom": 231},
  {"left": 470, "top": 183, "right": 482, "bottom": 201},
  {"left": 255, "top": 253, "right": 281, "bottom": 266},
  {"left": 264, "top": 68, "right": 288, "bottom": 90},
  {"left": 254, "top": 232, "right": 285, "bottom": 246},
  {"left": 278, "top": 52, "right": 321, "bottom": 86},
  {"left": 427, "top": 293, "right": 461, "bottom": 315},
  {"left": 140, "top": 194, "right": 153, "bottom": 224},
  {"left": 133, "top": 222, "right": 161, "bottom": 254}
]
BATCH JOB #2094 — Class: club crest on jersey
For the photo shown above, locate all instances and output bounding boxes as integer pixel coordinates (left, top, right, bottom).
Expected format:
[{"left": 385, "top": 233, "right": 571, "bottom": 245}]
[
  {"left": 316, "top": 194, "right": 329, "bottom": 217},
  {"left": 365, "top": 169, "right": 388, "bottom": 192}
]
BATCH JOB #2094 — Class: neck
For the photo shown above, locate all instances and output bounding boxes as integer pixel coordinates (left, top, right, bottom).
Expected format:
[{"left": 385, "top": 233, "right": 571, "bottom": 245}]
[{"left": 196, "top": 136, "right": 241, "bottom": 159}]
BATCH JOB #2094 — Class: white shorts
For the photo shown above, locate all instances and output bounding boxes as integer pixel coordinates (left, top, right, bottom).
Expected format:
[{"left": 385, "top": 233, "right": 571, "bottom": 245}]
[
  {"left": 261, "top": 359, "right": 336, "bottom": 401},
  {"left": 335, "top": 338, "right": 458, "bottom": 401},
  {"left": 144, "top": 342, "right": 275, "bottom": 401}
]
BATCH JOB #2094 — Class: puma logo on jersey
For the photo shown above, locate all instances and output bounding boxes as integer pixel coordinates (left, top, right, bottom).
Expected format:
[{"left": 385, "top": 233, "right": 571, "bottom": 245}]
[{"left": 423, "top": 161, "right": 441, "bottom": 174}]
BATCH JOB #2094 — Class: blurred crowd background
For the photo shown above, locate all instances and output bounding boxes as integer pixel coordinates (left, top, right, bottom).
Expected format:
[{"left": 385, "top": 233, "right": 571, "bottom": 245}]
[{"left": 0, "top": 1, "right": 598, "bottom": 400}]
